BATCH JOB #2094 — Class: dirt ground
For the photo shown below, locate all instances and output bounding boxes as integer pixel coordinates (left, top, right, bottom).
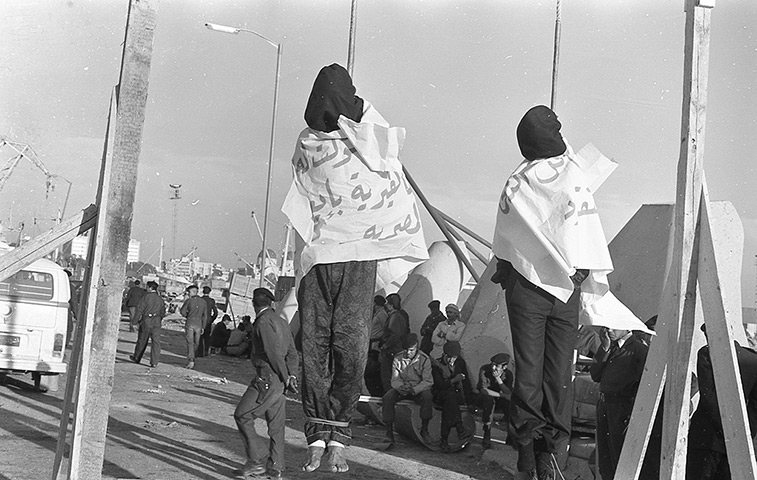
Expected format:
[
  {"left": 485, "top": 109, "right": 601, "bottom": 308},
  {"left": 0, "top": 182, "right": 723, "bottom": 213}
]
[{"left": 0, "top": 314, "right": 514, "bottom": 480}]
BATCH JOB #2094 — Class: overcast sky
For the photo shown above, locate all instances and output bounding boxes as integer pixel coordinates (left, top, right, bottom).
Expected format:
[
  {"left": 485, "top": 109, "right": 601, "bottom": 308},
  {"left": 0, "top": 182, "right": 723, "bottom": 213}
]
[{"left": 1, "top": 0, "right": 755, "bottom": 306}]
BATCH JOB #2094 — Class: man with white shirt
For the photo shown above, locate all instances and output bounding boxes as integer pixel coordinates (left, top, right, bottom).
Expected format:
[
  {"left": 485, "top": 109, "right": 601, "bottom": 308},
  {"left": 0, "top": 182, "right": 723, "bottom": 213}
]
[{"left": 431, "top": 304, "right": 466, "bottom": 350}]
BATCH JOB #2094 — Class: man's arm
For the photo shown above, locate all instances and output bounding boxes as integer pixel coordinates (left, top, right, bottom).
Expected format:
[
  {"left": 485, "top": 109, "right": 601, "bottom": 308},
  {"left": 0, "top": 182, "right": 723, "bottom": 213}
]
[
  {"left": 446, "top": 322, "right": 465, "bottom": 342},
  {"left": 432, "top": 324, "right": 445, "bottom": 346},
  {"left": 134, "top": 296, "right": 147, "bottom": 324},
  {"left": 259, "top": 317, "right": 289, "bottom": 383},
  {"left": 209, "top": 300, "right": 218, "bottom": 321},
  {"left": 413, "top": 356, "right": 433, "bottom": 394},
  {"left": 589, "top": 347, "right": 609, "bottom": 383},
  {"left": 390, "top": 356, "right": 404, "bottom": 391},
  {"left": 179, "top": 299, "right": 189, "bottom": 318}
]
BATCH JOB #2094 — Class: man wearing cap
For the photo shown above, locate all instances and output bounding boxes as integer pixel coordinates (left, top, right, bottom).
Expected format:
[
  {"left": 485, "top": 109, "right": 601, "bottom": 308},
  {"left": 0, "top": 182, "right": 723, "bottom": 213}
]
[
  {"left": 590, "top": 328, "right": 648, "bottom": 479},
  {"left": 475, "top": 353, "right": 514, "bottom": 449},
  {"left": 234, "top": 288, "right": 299, "bottom": 479},
  {"left": 419, "top": 300, "right": 446, "bottom": 355},
  {"left": 382, "top": 333, "right": 434, "bottom": 447},
  {"left": 282, "top": 64, "right": 428, "bottom": 473},
  {"left": 196, "top": 286, "right": 218, "bottom": 358},
  {"left": 686, "top": 324, "right": 757, "bottom": 480},
  {"left": 179, "top": 285, "right": 208, "bottom": 369},
  {"left": 431, "top": 341, "right": 473, "bottom": 452},
  {"left": 432, "top": 304, "right": 465, "bottom": 351},
  {"left": 129, "top": 281, "right": 166, "bottom": 368}
]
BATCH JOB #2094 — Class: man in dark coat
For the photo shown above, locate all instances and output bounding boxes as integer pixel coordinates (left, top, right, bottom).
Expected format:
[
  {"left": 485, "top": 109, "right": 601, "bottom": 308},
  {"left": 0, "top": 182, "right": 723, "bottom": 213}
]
[
  {"left": 129, "top": 281, "right": 166, "bottom": 367},
  {"left": 432, "top": 341, "right": 473, "bottom": 452},
  {"left": 196, "top": 286, "right": 218, "bottom": 357},
  {"left": 687, "top": 324, "right": 757, "bottom": 480},
  {"left": 234, "top": 288, "right": 298, "bottom": 479},
  {"left": 179, "top": 285, "right": 207, "bottom": 369},
  {"left": 125, "top": 280, "right": 146, "bottom": 332},
  {"left": 475, "top": 352, "right": 514, "bottom": 449},
  {"left": 419, "top": 300, "right": 445, "bottom": 355},
  {"left": 590, "top": 327, "right": 648, "bottom": 480}
]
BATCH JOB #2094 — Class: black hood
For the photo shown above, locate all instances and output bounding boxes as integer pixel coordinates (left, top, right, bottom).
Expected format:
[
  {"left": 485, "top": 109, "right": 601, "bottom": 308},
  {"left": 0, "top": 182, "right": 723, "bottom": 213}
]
[
  {"left": 516, "top": 105, "right": 567, "bottom": 161},
  {"left": 304, "top": 63, "right": 364, "bottom": 133}
]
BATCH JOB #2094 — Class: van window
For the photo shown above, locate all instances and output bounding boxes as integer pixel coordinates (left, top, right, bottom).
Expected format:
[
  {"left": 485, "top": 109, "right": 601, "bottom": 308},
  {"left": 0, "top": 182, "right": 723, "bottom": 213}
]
[{"left": 0, "top": 270, "right": 54, "bottom": 301}]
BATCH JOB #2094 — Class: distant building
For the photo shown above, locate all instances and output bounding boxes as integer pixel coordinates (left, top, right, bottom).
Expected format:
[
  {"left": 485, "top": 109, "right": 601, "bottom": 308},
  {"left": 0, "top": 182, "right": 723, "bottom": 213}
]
[{"left": 70, "top": 235, "right": 140, "bottom": 263}]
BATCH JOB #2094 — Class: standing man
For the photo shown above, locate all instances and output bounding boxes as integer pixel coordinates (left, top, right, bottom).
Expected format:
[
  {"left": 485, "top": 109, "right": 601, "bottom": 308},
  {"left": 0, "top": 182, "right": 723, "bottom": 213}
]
[
  {"left": 431, "top": 341, "right": 473, "bottom": 452},
  {"left": 590, "top": 327, "right": 648, "bottom": 479},
  {"left": 234, "top": 288, "right": 298, "bottom": 479},
  {"left": 380, "top": 293, "right": 411, "bottom": 392},
  {"left": 197, "top": 286, "right": 218, "bottom": 358},
  {"left": 381, "top": 333, "right": 434, "bottom": 447},
  {"left": 432, "top": 304, "right": 466, "bottom": 351},
  {"left": 129, "top": 281, "right": 166, "bottom": 368},
  {"left": 125, "top": 279, "right": 146, "bottom": 333},
  {"left": 687, "top": 324, "right": 757, "bottom": 480},
  {"left": 419, "top": 300, "right": 445, "bottom": 355},
  {"left": 475, "top": 352, "right": 514, "bottom": 449},
  {"left": 369, "top": 295, "right": 388, "bottom": 352},
  {"left": 179, "top": 285, "right": 207, "bottom": 369},
  {"left": 282, "top": 64, "right": 427, "bottom": 473},
  {"left": 489, "top": 105, "right": 648, "bottom": 480}
]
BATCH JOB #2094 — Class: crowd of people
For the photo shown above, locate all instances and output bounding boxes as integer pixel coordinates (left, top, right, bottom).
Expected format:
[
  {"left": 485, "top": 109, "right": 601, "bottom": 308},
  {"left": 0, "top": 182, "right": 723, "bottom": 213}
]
[{"left": 119, "top": 63, "right": 757, "bottom": 480}]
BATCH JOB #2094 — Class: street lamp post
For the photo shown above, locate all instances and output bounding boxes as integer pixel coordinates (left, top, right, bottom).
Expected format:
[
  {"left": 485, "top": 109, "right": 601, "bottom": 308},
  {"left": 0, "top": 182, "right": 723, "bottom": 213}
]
[{"left": 205, "top": 22, "right": 282, "bottom": 288}]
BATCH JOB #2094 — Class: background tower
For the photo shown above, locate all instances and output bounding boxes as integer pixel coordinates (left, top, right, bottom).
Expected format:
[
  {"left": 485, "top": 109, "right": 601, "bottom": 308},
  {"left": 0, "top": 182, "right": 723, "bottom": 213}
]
[{"left": 169, "top": 183, "right": 181, "bottom": 260}]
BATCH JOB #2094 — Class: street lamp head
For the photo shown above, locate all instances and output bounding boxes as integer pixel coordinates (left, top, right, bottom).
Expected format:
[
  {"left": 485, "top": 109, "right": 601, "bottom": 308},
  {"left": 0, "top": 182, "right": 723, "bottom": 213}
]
[{"left": 205, "top": 22, "right": 240, "bottom": 35}]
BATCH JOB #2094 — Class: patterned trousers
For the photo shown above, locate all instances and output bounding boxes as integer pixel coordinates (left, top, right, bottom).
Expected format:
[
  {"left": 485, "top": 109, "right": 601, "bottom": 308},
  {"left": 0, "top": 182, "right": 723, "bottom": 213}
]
[{"left": 298, "top": 260, "right": 376, "bottom": 445}]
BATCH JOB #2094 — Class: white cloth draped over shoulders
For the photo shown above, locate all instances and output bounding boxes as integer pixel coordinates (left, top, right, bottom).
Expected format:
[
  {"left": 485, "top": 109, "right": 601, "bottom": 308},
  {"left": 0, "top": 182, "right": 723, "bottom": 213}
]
[
  {"left": 282, "top": 102, "right": 428, "bottom": 290},
  {"left": 492, "top": 142, "right": 652, "bottom": 334}
]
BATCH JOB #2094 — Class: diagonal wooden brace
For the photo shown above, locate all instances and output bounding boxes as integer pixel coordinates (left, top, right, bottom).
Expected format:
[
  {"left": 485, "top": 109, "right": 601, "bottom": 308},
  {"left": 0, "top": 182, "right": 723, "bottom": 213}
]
[{"left": 0, "top": 204, "right": 98, "bottom": 282}]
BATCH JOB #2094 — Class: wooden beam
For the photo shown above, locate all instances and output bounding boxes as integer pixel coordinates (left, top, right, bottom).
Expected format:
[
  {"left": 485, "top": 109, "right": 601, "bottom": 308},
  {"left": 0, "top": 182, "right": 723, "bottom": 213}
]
[
  {"left": 697, "top": 181, "right": 756, "bottom": 478},
  {"left": 659, "top": 2, "right": 711, "bottom": 477},
  {"left": 66, "top": 0, "right": 158, "bottom": 477},
  {"left": 0, "top": 205, "right": 97, "bottom": 282},
  {"left": 52, "top": 88, "right": 118, "bottom": 480}
]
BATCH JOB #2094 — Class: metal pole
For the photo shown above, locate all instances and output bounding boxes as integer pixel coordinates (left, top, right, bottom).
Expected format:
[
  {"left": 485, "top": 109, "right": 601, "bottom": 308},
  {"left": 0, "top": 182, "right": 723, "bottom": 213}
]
[
  {"left": 550, "top": 0, "right": 562, "bottom": 110},
  {"left": 260, "top": 43, "right": 281, "bottom": 288},
  {"left": 347, "top": 0, "right": 358, "bottom": 76},
  {"left": 402, "top": 166, "right": 480, "bottom": 282}
]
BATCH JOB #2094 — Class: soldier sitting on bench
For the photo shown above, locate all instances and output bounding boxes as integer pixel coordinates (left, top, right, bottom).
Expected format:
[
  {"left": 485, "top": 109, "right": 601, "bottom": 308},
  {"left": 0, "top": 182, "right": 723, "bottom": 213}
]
[{"left": 382, "top": 333, "right": 434, "bottom": 447}]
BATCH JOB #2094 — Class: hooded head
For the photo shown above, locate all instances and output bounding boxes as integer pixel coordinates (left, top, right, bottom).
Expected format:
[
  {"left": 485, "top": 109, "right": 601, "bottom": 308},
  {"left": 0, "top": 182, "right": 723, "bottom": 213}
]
[
  {"left": 516, "top": 105, "right": 567, "bottom": 161},
  {"left": 304, "top": 64, "right": 364, "bottom": 133}
]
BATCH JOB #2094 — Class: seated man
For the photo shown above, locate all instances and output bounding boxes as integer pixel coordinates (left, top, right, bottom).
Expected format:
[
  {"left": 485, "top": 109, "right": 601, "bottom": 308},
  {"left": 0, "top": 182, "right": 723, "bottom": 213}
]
[
  {"left": 226, "top": 324, "right": 251, "bottom": 358},
  {"left": 382, "top": 333, "right": 433, "bottom": 447},
  {"left": 474, "top": 352, "right": 513, "bottom": 449},
  {"left": 209, "top": 314, "right": 233, "bottom": 353},
  {"left": 432, "top": 341, "right": 473, "bottom": 452}
]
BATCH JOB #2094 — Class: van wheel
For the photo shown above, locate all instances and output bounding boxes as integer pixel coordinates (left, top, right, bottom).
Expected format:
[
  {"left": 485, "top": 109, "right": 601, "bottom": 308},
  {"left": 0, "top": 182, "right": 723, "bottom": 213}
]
[{"left": 32, "top": 372, "right": 58, "bottom": 393}]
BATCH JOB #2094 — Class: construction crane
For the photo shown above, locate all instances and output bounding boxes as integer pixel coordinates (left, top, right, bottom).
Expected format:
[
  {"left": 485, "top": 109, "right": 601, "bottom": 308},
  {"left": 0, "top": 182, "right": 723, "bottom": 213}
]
[{"left": 0, "top": 138, "right": 72, "bottom": 220}]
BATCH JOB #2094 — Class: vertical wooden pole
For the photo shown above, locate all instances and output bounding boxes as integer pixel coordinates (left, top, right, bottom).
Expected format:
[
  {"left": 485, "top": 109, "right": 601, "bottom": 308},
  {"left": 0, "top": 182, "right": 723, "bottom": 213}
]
[
  {"left": 67, "top": 1, "right": 158, "bottom": 478},
  {"left": 659, "top": 2, "right": 711, "bottom": 477}
]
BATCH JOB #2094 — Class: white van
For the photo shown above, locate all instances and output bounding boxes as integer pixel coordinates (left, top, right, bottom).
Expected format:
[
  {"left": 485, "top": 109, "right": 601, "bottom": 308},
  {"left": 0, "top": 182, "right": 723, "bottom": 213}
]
[{"left": 0, "top": 258, "right": 69, "bottom": 391}]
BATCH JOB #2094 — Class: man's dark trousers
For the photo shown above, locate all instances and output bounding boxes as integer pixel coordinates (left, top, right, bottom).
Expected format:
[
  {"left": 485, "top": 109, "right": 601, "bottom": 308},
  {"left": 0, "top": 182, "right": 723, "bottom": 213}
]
[
  {"left": 298, "top": 260, "right": 376, "bottom": 445},
  {"left": 382, "top": 388, "right": 433, "bottom": 424},
  {"left": 234, "top": 376, "right": 286, "bottom": 472},
  {"left": 505, "top": 266, "right": 578, "bottom": 471},
  {"left": 480, "top": 394, "right": 509, "bottom": 425},
  {"left": 436, "top": 389, "right": 464, "bottom": 441},
  {"left": 133, "top": 316, "right": 162, "bottom": 366},
  {"left": 596, "top": 396, "right": 633, "bottom": 479}
]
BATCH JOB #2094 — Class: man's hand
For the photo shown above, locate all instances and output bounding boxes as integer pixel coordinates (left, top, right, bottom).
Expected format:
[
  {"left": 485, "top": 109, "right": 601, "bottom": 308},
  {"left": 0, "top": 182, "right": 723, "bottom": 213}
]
[
  {"left": 451, "top": 373, "right": 465, "bottom": 385},
  {"left": 286, "top": 375, "right": 299, "bottom": 394},
  {"left": 599, "top": 327, "right": 611, "bottom": 351},
  {"left": 398, "top": 384, "right": 413, "bottom": 396},
  {"left": 571, "top": 269, "right": 589, "bottom": 288}
]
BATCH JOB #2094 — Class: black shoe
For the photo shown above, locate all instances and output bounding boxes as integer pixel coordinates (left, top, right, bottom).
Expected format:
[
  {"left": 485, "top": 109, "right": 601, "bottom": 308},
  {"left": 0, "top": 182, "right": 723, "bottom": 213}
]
[
  {"left": 482, "top": 426, "right": 492, "bottom": 449},
  {"left": 439, "top": 442, "right": 450, "bottom": 453},
  {"left": 129, "top": 355, "right": 140, "bottom": 364},
  {"left": 235, "top": 460, "right": 265, "bottom": 476},
  {"left": 266, "top": 468, "right": 283, "bottom": 479}
]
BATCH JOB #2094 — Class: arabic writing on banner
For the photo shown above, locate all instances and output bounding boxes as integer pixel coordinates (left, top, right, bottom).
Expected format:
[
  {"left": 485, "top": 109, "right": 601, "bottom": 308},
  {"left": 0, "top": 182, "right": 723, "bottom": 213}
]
[
  {"left": 493, "top": 143, "right": 652, "bottom": 333},
  {"left": 282, "top": 104, "right": 428, "bottom": 287}
]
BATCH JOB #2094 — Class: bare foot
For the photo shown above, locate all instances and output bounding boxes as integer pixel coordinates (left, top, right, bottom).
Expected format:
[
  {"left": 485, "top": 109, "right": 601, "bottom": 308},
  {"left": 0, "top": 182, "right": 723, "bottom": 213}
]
[
  {"left": 326, "top": 446, "right": 349, "bottom": 473},
  {"left": 301, "top": 446, "right": 325, "bottom": 472}
]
